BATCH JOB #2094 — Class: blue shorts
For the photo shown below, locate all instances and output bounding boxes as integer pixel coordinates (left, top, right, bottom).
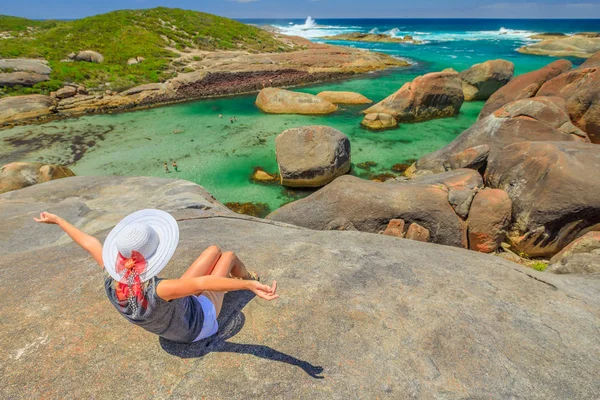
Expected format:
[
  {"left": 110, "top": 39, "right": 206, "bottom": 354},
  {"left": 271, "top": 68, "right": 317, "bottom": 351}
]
[{"left": 193, "top": 294, "right": 219, "bottom": 341}]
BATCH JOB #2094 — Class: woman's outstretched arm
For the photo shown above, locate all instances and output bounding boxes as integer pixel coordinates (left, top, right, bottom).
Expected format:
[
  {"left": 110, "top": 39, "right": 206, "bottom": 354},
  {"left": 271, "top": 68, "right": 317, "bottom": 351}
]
[
  {"left": 34, "top": 212, "right": 104, "bottom": 268},
  {"left": 157, "top": 276, "right": 278, "bottom": 302}
]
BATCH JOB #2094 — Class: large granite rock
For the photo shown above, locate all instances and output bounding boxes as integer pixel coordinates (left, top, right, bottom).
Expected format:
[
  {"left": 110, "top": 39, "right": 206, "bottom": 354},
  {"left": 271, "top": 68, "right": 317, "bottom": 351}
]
[
  {"left": 316, "top": 91, "right": 372, "bottom": 104},
  {"left": 581, "top": 50, "right": 600, "bottom": 68},
  {"left": 268, "top": 174, "right": 469, "bottom": 248},
  {"left": 0, "top": 58, "right": 52, "bottom": 74},
  {"left": 467, "top": 189, "right": 512, "bottom": 253},
  {"left": 0, "top": 71, "right": 49, "bottom": 87},
  {"left": 1, "top": 176, "right": 600, "bottom": 399},
  {"left": 73, "top": 50, "right": 104, "bottom": 63},
  {"left": 459, "top": 59, "right": 514, "bottom": 101},
  {"left": 518, "top": 35, "right": 600, "bottom": 58},
  {"left": 0, "top": 162, "right": 75, "bottom": 194},
  {"left": 256, "top": 88, "right": 337, "bottom": 115},
  {"left": 479, "top": 59, "right": 572, "bottom": 119},
  {"left": 363, "top": 70, "right": 464, "bottom": 122},
  {"left": 0, "top": 94, "right": 54, "bottom": 125},
  {"left": 485, "top": 141, "right": 600, "bottom": 257},
  {"left": 275, "top": 125, "right": 351, "bottom": 187},
  {"left": 537, "top": 64, "right": 600, "bottom": 144},
  {"left": 413, "top": 96, "right": 589, "bottom": 174},
  {"left": 360, "top": 112, "right": 398, "bottom": 130},
  {"left": 547, "top": 232, "right": 600, "bottom": 274}
]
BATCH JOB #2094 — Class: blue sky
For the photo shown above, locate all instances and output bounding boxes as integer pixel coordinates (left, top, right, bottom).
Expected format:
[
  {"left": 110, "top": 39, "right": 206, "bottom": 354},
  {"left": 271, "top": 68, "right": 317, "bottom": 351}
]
[{"left": 2, "top": 0, "right": 600, "bottom": 19}]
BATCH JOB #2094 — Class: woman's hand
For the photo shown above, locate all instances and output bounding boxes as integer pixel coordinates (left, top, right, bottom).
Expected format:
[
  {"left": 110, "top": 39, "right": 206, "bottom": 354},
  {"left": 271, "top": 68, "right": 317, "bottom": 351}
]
[
  {"left": 249, "top": 280, "right": 279, "bottom": 301},
  {"left": 34, "top": 211, "right": 61, "bottom": 224}
]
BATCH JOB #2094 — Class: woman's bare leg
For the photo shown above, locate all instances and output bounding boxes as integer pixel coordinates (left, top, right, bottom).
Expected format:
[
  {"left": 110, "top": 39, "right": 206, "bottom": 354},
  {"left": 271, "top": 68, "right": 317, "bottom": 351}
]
[
  {"left": 203, "top": 251, "right": 253, "bottom": 316},
  {"left": 180, "top": 245, "right": 222, "bottom": 279}
]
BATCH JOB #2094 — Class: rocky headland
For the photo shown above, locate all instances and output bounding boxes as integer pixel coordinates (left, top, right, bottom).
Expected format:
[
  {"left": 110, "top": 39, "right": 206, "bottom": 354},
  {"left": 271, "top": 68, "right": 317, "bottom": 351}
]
[
  {"left": 519, "top": 32, "right": 600, "bottom": 58},
  {"left": 0, "top": 9, "right": 407, "bottom": 128},
  {"left": 1, "top": 176, "right": 599, "bottom": 398},
  {"left": 322, "top": 32, "right": 422, "bottom": 44}
]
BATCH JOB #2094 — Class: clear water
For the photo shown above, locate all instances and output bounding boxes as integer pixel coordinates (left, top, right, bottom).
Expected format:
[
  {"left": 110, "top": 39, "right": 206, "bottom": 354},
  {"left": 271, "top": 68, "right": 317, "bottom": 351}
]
[{"left": 2, "top": 18, "right": 599, "bottom": 213}]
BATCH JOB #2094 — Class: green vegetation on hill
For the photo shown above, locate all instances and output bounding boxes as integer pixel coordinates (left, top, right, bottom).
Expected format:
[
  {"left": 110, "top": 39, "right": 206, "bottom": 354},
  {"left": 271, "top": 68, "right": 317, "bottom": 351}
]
[{"left": 0, "top": 7, "right": 290, "bottom": 95}]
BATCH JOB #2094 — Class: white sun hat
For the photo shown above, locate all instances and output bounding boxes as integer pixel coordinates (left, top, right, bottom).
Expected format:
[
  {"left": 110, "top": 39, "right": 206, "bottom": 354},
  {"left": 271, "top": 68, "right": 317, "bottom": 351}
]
[{"left": 103, "top": 209, "right": 179, "bottom": 282}]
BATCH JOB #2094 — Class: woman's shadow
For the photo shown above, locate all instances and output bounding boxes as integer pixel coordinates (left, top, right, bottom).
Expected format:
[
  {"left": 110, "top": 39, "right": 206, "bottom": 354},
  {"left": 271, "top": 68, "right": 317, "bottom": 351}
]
[{"left": 159, "top": 291, "right": 324, "bottom": 379}]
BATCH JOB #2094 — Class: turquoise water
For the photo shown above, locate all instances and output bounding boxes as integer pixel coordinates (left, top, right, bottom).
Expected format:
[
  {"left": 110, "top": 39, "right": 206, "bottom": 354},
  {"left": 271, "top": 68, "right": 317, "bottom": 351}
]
[{"left": 2, "top": 18, "right": 597, "bottom": 212}]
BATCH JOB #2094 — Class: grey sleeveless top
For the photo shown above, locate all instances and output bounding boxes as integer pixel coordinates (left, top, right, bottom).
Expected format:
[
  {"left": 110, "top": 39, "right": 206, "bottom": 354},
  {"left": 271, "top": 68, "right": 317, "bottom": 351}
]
[{"left": 104, "top": 276, "right": 204, "bottom": 343}]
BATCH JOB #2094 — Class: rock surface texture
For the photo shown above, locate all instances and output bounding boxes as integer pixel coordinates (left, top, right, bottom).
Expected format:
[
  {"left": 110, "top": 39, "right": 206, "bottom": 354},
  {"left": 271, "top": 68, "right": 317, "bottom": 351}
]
[
  {"left": 0, "top": 162, "right": 75, "bottom": 194},
  {"left": 478, "top": 59, "right": 572, "bottom": 119},
  {"left": 275, "top": 126, "right": 351, "bottom": 187},
  {"left": 363, "top": 70, "right": 464, "bottom": 122},
  {"left": 360, "top": 112, "right": 398, "bottom": 130},
  {"left": 0, "top": 94, "right": 55, "bottom": 125},
  {"left": 73, "top": 50, "right": 105, "bottom": 63},
  {"left": 256, "top": 88, "right": 338, "bottom": 115},
  {"left": 547, "top": 232, "right": 600, "bottom": 274},
  {"left": 467, "top": 189, "right": 512, "bottom": 253},
  {"left": 316, "top": 91, "right": 372, "bottom": 104},
  {"left": 0, "top": 71, "right": 49, "bottom": 87},
  {"left": 459, "top": 59, "right": 514, "bottom": 101},
  {"left": 485, "top": 141, "right": 600, "bottom": 257},
  {"left": 1, "top": 176, "right": 599, "bottom": 399}
]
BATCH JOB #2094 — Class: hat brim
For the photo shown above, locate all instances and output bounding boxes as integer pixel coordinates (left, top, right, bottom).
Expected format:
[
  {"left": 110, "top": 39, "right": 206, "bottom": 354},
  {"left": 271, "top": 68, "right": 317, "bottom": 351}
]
[{"left": 102, "top": 209, "right": 179, "bottom": 282}]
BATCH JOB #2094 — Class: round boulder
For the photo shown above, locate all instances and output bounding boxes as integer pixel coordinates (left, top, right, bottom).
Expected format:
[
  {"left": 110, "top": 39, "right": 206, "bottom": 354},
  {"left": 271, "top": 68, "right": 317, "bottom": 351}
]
[
  {"left": 55, "top": 86, "right": 77, "bottom": 99},
  {"left": 460, "top": 59, "right": 514, "bottom": 101},
  {"left": 0, "top": 162, "right": 75, "bottom": 194},
  {"left": 275, "top": 125, "right": 350, "bottom": 187},
  {"left": 256, "top": 88, "right": 337, "bottom": 115},
  {"left": 467, "top": 188, "right": 512, "bottom": 253},
  {"left": 74, "top": 50, "right": 104, "bottom": 63},
  {"left": 361, "top": 113, "right": 398, "bottom": 130},
  {"left": 316, "top": 91, "right": 372, "bottom": 104}
]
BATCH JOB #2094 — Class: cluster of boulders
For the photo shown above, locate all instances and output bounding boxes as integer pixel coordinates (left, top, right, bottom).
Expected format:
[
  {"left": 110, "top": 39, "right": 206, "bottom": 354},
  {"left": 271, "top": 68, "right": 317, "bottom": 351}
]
[
  {"left": 0, "top": 58, "right": 51, "bottom": 87},
  {"left": 265, "top": 53, "right": 600, "bottom": 275}
]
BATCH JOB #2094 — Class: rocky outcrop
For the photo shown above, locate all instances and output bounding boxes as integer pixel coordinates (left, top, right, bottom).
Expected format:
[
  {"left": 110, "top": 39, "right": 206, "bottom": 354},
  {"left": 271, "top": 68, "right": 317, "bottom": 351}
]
[
  {"left": 0, "top": 58, "right": 52, "bottom": 75},
  {"left": 72, "top": 50, "right": 104, "bottom": 63},
  {"left": 485, "top": 141, "right": 600, "bottom": 257},
  {"left": 478, "top": 59, "right": 572, "bottom": 119},
  {"left": 547, "top": 232, "right": 600, "bottom": 274},
  {"left": 54, "top": 86, "right": 77, "bottom": 99},
  {"left": 459, "top": 59, "right": 514, "bottom": 101},
  {"left": 0, "top": 71, "right": 49, "bottom": 87},
  {"left": 0, "top": 94, "right": 55, "bottom": 125},
  {"left": 467, "top": 189, "right": 512, "bottom": 253},
  {"left": 275, "top": 126, "right": 350, "bottom": 187},
  {"left": 0, "top": 162, "right": 74, "bottom": 194},
  {"left": 256, "top": 88, "right": 337, "bottom": 115},
  {"left": 413, "top": 96, "right": 589, "bottom": 174},
  {"left": 363, "top": 70, "right": 464, "bottom": 122},
  {"left": 322, "top": 32, "right": 422, "bottom": 44},
  {"left": 267, "top": 174, "right": 469, "bottom": 248},
  {"left": 2, "top": 176, "right": 600, "bottom": 399},
  {"left": 360, "top": 112, "right": 398, "bottom": 130},
  {"left": 581, "top": 50, "right": 600, "bottom": 68},
  {"left": 518, "top": 35, "right": 600, "bottom": 58},
  {"left": 316, "top": 91, "right": 372, "bottom": 104}
]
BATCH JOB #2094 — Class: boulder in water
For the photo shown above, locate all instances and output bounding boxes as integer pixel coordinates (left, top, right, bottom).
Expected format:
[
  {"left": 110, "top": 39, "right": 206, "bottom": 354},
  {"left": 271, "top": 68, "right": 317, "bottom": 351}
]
[
  {"left": 363, "top": 70, "right": 464, "bottom": 122},
  {"left": 275, "top": 125, "right": 350, "bottom": 187},
  {"left": 316, "top": 91, "right": 372, "bottom": 104},
  {"left": 256, "top": 88, "right": 337, "bottom": 115},
  {"left": 0, "top": 162, "right": 75, "bottom": 194},
  {"left": 459, "top": 59, "right": 514, "bottom": 101},
  {"left": 360, "top": 112, "right": 398, "bottom": 130}
]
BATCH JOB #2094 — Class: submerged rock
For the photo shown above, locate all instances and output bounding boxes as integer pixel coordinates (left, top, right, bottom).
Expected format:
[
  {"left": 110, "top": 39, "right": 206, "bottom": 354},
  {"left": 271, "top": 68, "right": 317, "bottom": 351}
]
[
  {"left": 363, "top": 70, "right": 464, "bottom": 122},
  {"left": 250, "top": 167, "right": 279, "bottom": 184},
  {"left": 360, "top": 112, "right": 398, "bottom": 130},
  {"left": 479, "top": 59, "right": 572, "bottom": 119},
  {"left": 316, "top": 91, "right": 372, "bottom": 104},
  {"left": 275, "top": 125, "right": 351, "bottom": 188},
  {"left": 547, "top": 232, "right": 600, "bottom": 274},
  {"left": 485, "top": 141, "right": 600, "bottom": 257},
  {"left": 0, "top": 162, "right": 74, "bottom": 194},
  {"left": 1, "top": 176, "right": 600, "bottom": 398},
  {"left": 255, "top": 88, "right": 337, "bottom": 115},
  {"left": 459, "top": 59, "right": 514, "bottom": 101},
  {"left": 225, "top": 201, "right": 271, "bottom": 218}
]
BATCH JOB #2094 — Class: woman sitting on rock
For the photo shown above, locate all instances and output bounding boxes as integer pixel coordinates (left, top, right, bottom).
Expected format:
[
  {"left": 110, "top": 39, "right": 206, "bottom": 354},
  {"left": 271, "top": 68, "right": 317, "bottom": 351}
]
[{"left": 34, "top": 209, "right": 278, "bottom": 343}]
